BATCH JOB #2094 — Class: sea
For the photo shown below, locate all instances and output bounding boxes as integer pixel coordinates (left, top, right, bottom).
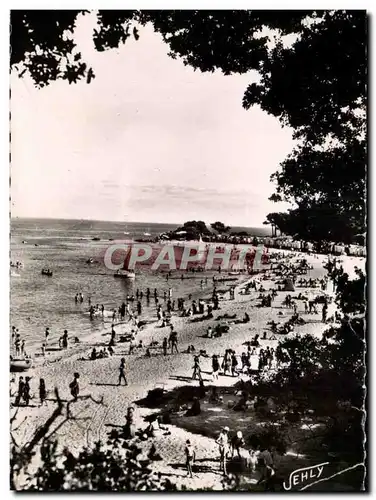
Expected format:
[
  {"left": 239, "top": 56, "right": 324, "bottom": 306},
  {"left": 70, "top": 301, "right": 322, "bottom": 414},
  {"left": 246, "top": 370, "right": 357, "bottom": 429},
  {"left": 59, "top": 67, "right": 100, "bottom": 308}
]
[{"left": 10, "top": 218, "right": 271, "bottom": 355}]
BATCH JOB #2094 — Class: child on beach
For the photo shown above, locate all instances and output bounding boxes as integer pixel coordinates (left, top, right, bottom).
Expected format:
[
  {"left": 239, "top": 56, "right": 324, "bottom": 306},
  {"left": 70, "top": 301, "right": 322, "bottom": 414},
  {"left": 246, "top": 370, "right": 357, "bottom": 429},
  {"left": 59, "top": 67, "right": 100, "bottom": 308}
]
[{"left": 185, "top": 440, "right": 196, "bottom": 478}]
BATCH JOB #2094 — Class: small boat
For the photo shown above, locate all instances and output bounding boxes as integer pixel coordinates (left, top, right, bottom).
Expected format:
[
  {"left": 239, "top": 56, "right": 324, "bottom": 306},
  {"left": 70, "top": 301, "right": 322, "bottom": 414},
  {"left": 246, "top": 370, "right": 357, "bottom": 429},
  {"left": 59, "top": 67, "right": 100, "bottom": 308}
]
[
  {"left": 10, "top": 357, "right": 33, "bottom": 372},
  {"left": 113, "top": 249, "right": 136, "bottom": 279},
  {"left": 114, "top": 270, "right": 136, "bottom": 279},
  {"left": 143, "top": 232, "right": 151, "bottom": 236},
  {"left": 92, "top": 237, "right": 101, "bottom": 241},
  {"left": 124, "top": 232, "right": 130, "bottom": 235},
  {"left": 41, "top": 269, "right": 53, "bottom": 276},
  {"left": 86, "top": 258, "right": 95, "bottom": 264}
]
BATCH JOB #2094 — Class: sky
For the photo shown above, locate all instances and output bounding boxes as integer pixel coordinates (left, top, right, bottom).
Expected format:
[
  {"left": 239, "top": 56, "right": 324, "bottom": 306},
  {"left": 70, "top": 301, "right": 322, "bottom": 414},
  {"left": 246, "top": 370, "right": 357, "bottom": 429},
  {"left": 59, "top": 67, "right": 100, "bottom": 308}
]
[{"left": 10, "top": 12, "right": 295, "bottom": 226}]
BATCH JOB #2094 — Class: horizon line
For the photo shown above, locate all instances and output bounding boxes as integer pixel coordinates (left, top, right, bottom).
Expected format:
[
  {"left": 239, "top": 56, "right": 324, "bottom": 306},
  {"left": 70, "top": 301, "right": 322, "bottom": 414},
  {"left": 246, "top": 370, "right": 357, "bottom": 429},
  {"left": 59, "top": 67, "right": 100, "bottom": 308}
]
[{"left": 10, "top": 215, "right": 269, "bottom": 229}]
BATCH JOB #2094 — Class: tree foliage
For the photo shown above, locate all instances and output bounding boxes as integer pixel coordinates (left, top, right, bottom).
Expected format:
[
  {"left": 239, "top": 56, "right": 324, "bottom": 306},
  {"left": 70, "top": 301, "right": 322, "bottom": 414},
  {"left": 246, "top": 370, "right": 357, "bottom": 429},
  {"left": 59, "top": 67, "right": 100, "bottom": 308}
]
[
  {"left": 15, "top": 437, "right": 176, "bottom": 492},
  {"left": 211, "top": 221, "right": 231, "bottom": 233}
]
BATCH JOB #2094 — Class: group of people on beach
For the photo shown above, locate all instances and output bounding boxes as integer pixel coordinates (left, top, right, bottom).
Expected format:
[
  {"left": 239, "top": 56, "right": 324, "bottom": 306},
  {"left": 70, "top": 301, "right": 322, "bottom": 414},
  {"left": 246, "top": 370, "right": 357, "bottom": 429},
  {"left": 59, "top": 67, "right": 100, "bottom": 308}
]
[
  {"left": 11, "top": 370, "right": 81, "bottom": 407},
  {"left": 11, "top": 326, "right": 27, "bottom": 358}
]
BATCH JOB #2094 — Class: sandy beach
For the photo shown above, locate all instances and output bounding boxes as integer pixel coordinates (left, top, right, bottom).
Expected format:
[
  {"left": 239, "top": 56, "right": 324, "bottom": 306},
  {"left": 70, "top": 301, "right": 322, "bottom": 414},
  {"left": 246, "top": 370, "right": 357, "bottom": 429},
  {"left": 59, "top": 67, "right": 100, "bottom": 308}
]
[{"left": 10, "top": 251, "right": 365, "bottom": 490}]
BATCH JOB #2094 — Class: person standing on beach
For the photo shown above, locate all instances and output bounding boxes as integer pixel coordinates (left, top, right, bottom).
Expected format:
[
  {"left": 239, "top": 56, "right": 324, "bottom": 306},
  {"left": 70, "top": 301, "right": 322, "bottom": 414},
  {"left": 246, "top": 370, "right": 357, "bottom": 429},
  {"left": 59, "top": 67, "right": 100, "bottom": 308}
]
[
  {"left": 216, "top": 427, "right": 229, "bottom": 476},
  {"left": 222, "top": 350, "right": 231, "bottom": 376},
  {"left": 20, "top": 340, "right": 25, "bottom": 357},
  {"left": 14, "top": 335, "right": 21, "bottom": 357},
  {"left": 39, "top": 378, "right": 47, "bottom": 406},
  {"left": 322, "top": 302, "right": 328, "bottom": 323},
  {"left": 14, "top": 376, "right": 24, "bottom": 406},
  {"left": 129, "top": 334, "right": 136, "bottom": 355},
  {"left": 23, "top": 376, "right": 31, "bottom": 406},
  {"left": 137, "top": 301, "right": 142, "bottom": 316},
  {"left": 231, "top": 431, "right": 245, "bottom": 459},
  {"left": 45, "top": 327, "right": 50, "bottom": 345},
  {"left": 169, "top": 330, "right": 179, "bottom": 354},
  {"left": 257, "top": 447, "right": 275, "bottom": 487},
  {"left": 11, "top": 326, "right": 16, "bottom": 344},
  {"left": 231, "top": 352, "right": 238, "bottom": 377},
  {"left": 69, "top": 373, "right": 80, "bottom": 400},
  {"left": 185, "top": 440, "right": 196, "bottom": 478},
  {"left": 62, "top": 330, "right": 68, "bottom": 349},
  {"left": 118, "top": 358, "right": 128, "bottom": 386},
  {"left": 162, "top": 337, "right": 168, "bottom": 356},
  {"left": 212, "top": 354, "right": 220, "bottom": 380}
]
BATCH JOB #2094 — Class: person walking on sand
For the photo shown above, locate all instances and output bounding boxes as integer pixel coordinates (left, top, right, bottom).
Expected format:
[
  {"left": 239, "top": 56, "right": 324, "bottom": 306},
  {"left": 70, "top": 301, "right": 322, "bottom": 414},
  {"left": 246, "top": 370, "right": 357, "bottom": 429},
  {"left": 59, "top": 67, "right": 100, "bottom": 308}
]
[
  {"left": 192, "top": 355, "right": 203, "bottom": 382},
  {"left": 118, "top": 358, "right": 128, "bottom": 386},
  {"left": 185, "top": 440, "right": 196, "bottom": 478},
  {"left": 69, "top": 372, "right": 80, "bottom": 400},
  {"left": 39, "top": 378, "right": 47, "bottom": 406},
  {"left": 216, "top": 427, "right": 229, "bottom": 476}
]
